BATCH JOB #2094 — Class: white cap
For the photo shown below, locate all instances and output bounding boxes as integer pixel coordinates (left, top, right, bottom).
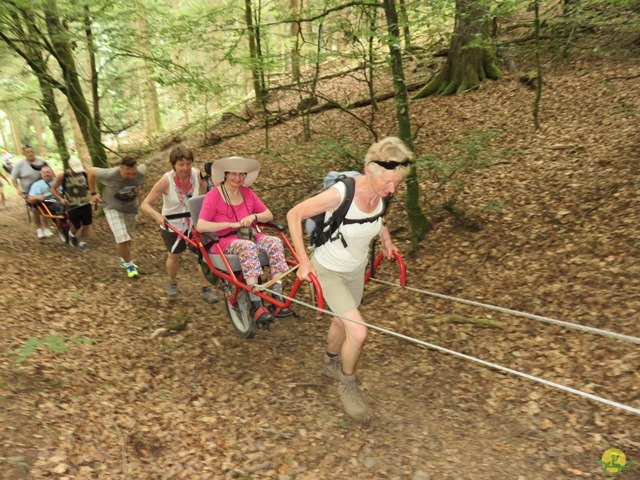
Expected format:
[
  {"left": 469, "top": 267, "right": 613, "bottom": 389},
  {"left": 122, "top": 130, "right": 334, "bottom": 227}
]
[{"left": 68, "top": 157, "right": 86, "bottom": 173}]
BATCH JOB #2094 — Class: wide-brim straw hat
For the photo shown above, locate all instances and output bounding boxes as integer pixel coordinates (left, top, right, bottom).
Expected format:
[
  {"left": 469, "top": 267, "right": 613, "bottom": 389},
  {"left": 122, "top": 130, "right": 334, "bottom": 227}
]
[{"left": 211, "top": 156, "right": 261, "bottom": 187}]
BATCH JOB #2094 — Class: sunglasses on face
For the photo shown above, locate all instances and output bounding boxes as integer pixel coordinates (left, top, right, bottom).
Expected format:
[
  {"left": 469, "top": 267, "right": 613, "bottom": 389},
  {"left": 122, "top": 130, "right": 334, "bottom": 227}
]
[{"left": 370, "top": 159, "right": 411, "bottom": 170}]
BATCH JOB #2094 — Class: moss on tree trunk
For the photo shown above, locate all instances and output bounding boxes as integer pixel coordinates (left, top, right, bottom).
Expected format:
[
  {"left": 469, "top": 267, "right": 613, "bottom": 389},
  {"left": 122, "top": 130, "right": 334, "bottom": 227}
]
[{"left": 414, "top": 0, "right": 502, "bottom": 99}]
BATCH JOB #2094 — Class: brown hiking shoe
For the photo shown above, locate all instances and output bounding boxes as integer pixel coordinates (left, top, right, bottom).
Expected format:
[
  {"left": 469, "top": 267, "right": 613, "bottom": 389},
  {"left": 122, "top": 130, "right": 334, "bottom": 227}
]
[
  {"left": 338, "top": 376, "right": 372, "bottom": 422},
  {"left": 322, "top": 354, "right": 344, "bottom": 381}
]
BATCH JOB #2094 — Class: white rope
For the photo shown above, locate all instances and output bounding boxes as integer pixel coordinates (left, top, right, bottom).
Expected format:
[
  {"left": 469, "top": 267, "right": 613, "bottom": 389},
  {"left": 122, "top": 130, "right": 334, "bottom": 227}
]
[
  {"left": 369, "top": 278, "right": 640, "bottom": 345},
  {"left": 264, "top": 287, "right": 640, "bottom": 416}
]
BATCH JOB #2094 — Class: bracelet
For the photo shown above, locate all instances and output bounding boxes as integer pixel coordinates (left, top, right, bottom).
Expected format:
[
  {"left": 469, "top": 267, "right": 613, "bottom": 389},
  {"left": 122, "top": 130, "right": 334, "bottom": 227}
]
[
  {"left": 254, "top": 214, "right": 258, "bottom": 222},
  {"left": 90, "top": 191, "right": 97, "bottom": 195}
]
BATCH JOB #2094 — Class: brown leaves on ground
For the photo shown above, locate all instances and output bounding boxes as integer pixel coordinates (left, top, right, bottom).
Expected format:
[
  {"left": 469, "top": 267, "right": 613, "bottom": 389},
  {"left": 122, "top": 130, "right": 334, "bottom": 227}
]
[{"left": 1, "top": 49, "right": 639, "bottom": 479}]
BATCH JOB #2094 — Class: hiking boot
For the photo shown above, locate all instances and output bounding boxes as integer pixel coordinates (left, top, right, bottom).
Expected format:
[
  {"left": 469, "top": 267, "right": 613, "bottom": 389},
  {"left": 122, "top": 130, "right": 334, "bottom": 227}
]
[
  {"left": 77, "top": 242, "right": 89, "bottom": 251},
  {"left": 201, "top": 286, "right": 219, "bottom": 304},
  {"left": 126, "top": 263, "right": 139, "bottom": 279},
  {"left": 323, "top": 354, "right": 344, "bottom": 381},
  {"left": 68, "top": 234, "right": 79, "bottom": 248},
  {"left": 269, "top": 293, "right": 293, "bottom": 318},
  {"left": 338, "top": 375, "right": 372, "bottom": 422},
  {"left": 37, "top": 228, "right": 45, "bottom": 239},
  {"left": 167, "top": 282, "right": 179, "bottom": 297},
  {"left": 42, "top": 228, "right": 54, "bottom": 238}
]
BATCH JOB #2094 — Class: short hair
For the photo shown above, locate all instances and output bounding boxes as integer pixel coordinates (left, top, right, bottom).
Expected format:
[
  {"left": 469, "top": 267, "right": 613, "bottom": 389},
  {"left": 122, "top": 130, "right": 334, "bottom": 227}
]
[
  {"left": 120, "top": 156, "right": 137, "bottom": 168},
  {"left": 23, "top": 145, "right": 34, "bottom": 151},
  {"left": 364, "top": 137, "right": 413, "bottom": 178},
  {"left": 169, "top": 144, "right": 194, "bottom": 167}
]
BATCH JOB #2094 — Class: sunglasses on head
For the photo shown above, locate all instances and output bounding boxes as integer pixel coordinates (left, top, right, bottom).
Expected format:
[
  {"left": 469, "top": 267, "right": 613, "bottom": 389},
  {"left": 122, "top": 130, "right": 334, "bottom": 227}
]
[{"left": 370, "top": 159, "right": 411, "bottom": 170}]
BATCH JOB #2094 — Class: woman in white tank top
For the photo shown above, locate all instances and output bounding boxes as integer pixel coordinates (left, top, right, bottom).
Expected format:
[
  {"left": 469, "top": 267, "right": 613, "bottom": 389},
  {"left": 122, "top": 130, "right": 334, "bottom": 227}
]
[
  {"left": 287, "top": 137, "right": 413, "bottom": 423},
  {"left": 141, "top": 144, "right": 219, "bottom": 303}
]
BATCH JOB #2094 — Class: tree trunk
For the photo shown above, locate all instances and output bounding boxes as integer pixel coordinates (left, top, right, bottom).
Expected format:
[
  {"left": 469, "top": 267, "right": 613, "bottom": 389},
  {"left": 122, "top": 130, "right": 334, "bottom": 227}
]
[
  {"left": 38, "top": 77, "right": 69, "bottom": 164},
  {"left": 83, "top": 4, "right": 100, "bottom": 129},
  {"left": 244, "top": 0, "right": 265, "bottom": 104},
  {"left": 414, "top": 0, "right": 502, "bottom": 98},
  {"left": 137, "top": 17, "right": 163, "bottom": 138},
  {"left": 43, "top": 0, "right": 108, "bottom": 167},
  {"left": 8, "top": 114, "right": 22, "bottom": 152},
  {"left": 33, "top": 110, "right": 46, "bottom": 155},
  {"left": 290, "top": 0, "right": 301, "bottom": 82},
  {"left": 0, "top": 119, "right": 8, "bottom": 151},
  {"left": 383, "top": 0, "right": 431, "bottom": 247},
  {"left": 63, "top": 96, "right": 91, "bottom": 162},
  {"left": 398, "top": 0, "right": 412, "bottom": 50}
]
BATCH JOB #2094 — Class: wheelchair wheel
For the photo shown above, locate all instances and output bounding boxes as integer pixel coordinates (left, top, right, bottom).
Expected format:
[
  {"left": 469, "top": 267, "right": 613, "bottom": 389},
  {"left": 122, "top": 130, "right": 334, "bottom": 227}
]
[{"left": 222, "top": 280, "right": 257, "bottom": 338}]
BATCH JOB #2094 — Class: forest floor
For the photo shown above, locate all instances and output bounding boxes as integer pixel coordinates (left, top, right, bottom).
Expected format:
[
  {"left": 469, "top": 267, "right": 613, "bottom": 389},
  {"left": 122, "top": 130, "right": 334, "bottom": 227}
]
[{"left": 1, "top": 34, "right": 640, "bottom": 480}]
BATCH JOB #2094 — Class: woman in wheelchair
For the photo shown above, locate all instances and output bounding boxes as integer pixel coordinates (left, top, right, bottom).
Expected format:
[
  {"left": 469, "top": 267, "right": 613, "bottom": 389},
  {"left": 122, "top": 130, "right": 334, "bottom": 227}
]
[{"left": 196, "top": 157, "right": 292, "bottom": 325}]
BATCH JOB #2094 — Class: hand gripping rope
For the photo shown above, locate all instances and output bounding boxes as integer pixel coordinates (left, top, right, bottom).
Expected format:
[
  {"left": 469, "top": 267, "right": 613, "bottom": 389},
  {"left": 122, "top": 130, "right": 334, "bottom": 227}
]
[{"left": 260, "top": 280, "right": 640, "bottom": 416}]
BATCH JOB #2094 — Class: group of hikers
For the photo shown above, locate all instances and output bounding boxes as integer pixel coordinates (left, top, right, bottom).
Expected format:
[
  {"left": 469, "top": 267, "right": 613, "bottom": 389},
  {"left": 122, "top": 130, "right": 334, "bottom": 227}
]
[{"left": 4, "top": 137, "right": 413, "bottom": 423}]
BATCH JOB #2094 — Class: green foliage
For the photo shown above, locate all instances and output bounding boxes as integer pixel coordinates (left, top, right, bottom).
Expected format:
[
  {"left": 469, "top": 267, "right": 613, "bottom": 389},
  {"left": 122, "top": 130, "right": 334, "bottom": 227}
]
[
  {"left": 334, "top": 418, "right": 348, "bottom": 429},
  {"left": 303, "top": 135, "right": 365, "bottom": 172},
  {"left": 269, "top": 134, "right": 365, "bottom": 196},
  {"left": 419, "top": 129, "right": 500, "bottom": 215},
  {"left": 13, "top": 334, "right": 99, "bottom": 365}
]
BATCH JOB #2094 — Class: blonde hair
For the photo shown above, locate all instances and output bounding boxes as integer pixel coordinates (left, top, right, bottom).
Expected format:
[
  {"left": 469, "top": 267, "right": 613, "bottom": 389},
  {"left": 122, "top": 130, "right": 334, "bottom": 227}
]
[{"left": 364, "top": 137, "right": 413, "bottom": 178}]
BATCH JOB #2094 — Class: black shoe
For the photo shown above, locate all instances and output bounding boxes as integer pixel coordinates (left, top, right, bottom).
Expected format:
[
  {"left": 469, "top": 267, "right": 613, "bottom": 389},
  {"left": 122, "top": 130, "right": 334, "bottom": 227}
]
[
  {"left": 270, "top": 294, "right": 293, "bottom": 318},
  {"left": 251, "top": 300, "right": 274, "bottom": 329}
]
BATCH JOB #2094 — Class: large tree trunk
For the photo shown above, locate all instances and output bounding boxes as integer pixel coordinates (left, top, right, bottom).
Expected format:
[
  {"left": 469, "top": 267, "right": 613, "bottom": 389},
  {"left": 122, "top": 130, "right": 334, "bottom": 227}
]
[
  {"left": 414, "top": 0, "right": 501, "bottom": 98},
  {"left": 43, "top": 0, "right": 108, "bottom": 167},
  {"left": 383, "top": 0, "right": 431, "bottom": 247}
]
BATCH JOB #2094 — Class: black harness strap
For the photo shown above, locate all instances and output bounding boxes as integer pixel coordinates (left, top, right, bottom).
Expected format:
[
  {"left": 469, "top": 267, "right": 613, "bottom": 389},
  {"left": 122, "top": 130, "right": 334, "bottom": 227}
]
[{"left": 165, "top": 212, "right": 191, "bottom": 220}]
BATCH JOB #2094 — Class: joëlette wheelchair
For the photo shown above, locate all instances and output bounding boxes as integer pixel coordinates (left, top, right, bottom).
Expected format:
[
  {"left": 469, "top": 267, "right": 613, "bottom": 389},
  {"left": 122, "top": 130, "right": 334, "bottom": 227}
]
[
  {"left": 34, "top": 198, "right": 70, "bottom": 244},
  {"left": 165, "top": 195, "right": 324, "bottom": 338}
]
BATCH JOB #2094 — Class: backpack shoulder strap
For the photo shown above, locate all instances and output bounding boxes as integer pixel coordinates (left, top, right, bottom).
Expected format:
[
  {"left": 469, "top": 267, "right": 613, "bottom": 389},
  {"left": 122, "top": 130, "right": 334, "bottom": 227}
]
[
  {"left": 328, "top": 177, "right": 355, "bottom": 227},
  {"left": 324, "top": 177, "right": 356, "bottom": 246}
]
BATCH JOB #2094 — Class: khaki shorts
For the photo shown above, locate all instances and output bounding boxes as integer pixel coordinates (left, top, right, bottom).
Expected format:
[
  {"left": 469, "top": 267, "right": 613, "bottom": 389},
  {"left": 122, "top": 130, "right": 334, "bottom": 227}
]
[{"left": 311, "top": 256, "right": 365, "bottom": 316}]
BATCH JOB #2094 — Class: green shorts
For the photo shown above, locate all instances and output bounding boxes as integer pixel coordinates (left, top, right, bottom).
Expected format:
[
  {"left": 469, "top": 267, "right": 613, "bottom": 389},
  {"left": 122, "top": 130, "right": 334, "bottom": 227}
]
[{"left": 311, "top": 256, "right": 365, "bottom": 316}]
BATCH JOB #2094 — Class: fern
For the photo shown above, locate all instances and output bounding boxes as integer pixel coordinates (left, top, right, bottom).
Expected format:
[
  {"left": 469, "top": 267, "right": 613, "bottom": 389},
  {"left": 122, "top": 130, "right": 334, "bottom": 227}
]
[{"left": 13, "top": 334, "right": 98, "bottom": 365}]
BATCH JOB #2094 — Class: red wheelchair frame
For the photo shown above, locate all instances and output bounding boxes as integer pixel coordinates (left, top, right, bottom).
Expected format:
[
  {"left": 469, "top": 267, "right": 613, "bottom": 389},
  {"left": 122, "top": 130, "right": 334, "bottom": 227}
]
[{"left": 165, "top": 200, "right": 407, "bottom": 338}]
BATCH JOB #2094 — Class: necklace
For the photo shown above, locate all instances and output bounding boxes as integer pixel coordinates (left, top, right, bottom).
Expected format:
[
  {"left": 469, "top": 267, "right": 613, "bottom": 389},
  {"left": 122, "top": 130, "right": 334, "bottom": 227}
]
[{"left": 174, "top": 172, "right": 193, "bottom": 206}]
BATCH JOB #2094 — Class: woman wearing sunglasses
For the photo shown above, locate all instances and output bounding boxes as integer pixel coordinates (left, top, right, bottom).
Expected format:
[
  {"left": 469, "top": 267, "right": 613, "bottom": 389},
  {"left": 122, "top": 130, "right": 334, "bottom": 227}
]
[{"left": 287, "top": 136, "right": 412, "bottom": 422}]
